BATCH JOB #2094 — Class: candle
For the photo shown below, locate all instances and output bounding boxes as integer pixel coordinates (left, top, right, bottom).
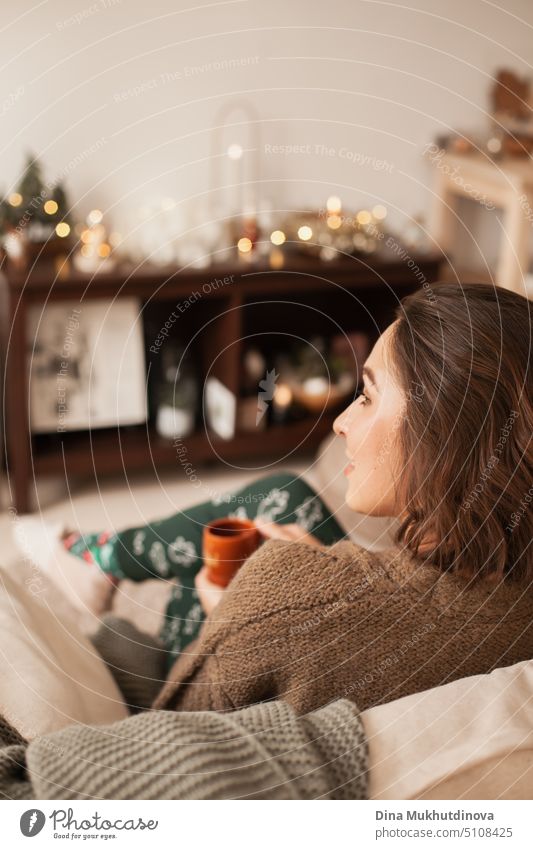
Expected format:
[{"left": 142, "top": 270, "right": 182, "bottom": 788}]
[{"left": 272, "top": 383, "right": 293, "bottom": 424}]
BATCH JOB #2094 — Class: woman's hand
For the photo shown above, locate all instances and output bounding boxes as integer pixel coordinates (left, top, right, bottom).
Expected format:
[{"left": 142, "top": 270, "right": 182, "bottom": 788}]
[
  {"left": 253, "top": 518, "right": 326, "bottom": 549},
  {"left": 194, "top": 567, "right": 226, "bottom": 616}
]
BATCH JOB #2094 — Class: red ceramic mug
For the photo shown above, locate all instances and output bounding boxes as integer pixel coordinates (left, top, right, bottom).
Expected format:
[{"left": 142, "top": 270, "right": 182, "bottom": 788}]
[{"left": 202, "top": 517, "right": 262, "bottom": 587}]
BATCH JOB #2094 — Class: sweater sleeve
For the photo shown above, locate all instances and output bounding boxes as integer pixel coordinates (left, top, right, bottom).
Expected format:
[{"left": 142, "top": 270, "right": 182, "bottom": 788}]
[
  {"left": 152, "top": 538, "right": 375, "bottom": 714},
  {"left": 152, "top": 539, "right": 301, "bottom": 711}
]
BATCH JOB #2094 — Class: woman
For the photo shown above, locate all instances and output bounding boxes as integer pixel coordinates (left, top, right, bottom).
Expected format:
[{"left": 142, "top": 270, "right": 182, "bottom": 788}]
[{"left": 67, "top": 281, "right": 533, "bottom": 714}]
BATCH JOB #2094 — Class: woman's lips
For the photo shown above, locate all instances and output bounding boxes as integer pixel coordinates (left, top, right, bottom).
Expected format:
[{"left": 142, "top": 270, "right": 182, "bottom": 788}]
[{"left": 343, "top": 460, "right": 355, "bottom": 476}]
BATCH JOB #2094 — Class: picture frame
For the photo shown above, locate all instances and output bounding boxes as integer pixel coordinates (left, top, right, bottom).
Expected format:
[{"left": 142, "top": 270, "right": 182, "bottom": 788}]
[{"left": 27, "top": 297, "right": 147, "bottom": 433}]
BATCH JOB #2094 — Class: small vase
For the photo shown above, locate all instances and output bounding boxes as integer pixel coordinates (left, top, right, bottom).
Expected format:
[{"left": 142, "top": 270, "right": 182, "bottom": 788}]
[{"left": 156, "top": 404, "right": 195, "bottom": 439}]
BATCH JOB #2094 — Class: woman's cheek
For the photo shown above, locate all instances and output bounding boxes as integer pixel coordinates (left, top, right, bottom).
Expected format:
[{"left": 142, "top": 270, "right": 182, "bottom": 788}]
[
  {"left": 346, "top": 405, "right": 373, "bottom": 454},
  {"left": 346, "top": 422, "right": 386, "bottom": 495},
  {"left": 347, "top": 452, "right": 375, "bottom": 496}
]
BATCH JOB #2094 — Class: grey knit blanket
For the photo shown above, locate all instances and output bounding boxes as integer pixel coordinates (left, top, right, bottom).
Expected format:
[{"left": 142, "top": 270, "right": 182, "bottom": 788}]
[
  {"left": 0, "top": 617, "right": 368, "bottom": 799},
  {"left": 0, "top": 699, "right": 367, "bottom": 800}
]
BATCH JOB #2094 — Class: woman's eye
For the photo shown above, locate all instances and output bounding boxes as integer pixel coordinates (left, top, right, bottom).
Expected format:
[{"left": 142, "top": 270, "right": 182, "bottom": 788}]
[{"left": 355, "top": 389, "right": 370, "bottom": 405}]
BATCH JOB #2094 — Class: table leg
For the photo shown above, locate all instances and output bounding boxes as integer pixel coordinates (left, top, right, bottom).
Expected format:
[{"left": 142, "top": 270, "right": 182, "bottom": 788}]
[
  {"left": 430, "top": 171, "right": 460, "bottom": 260},
  {"left": 497, "top": 190, "right": 531, "bottom": 296},
  {"left": 5, "top": 296, "right": 32, "bottom": 513}
]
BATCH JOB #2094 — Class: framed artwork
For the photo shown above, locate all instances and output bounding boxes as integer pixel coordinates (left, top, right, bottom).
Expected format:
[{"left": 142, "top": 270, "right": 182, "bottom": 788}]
[{"left": 27, "top": 298, "right": 147, "bottom": 433}]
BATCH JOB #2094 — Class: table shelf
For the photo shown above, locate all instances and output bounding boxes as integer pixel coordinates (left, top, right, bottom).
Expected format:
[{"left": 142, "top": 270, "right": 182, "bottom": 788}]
[{"left": 2, "top": 251, "right": 445, "bottom": 510}]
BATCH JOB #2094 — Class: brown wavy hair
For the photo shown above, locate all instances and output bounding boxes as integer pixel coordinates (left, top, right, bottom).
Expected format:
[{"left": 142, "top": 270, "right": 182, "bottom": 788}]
[{"left": 389, "top": 281, "right": 532, "bottom": 582}]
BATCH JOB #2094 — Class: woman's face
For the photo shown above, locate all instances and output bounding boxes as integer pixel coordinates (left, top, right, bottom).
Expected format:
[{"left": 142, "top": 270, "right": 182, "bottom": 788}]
[{"left": 332, "top": 322, "right": 406, "bottom": 517}]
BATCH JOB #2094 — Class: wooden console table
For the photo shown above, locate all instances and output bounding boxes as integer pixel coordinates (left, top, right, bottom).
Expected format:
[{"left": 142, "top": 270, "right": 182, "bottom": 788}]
[
  {"left": 429, "top": 150, "right": 533, "bottom": 295},
  {"left": 2, "top": 249, "right": 443, "bottom": 512}
]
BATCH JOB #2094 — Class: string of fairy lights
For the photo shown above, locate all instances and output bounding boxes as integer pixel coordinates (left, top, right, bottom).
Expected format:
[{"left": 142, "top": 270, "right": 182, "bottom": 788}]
[
  {"left": 2, "top": 154, "right": 390, "bottom": 270},
  {"left": 236, "top": 194, "right": 388, "bottom": 262}
]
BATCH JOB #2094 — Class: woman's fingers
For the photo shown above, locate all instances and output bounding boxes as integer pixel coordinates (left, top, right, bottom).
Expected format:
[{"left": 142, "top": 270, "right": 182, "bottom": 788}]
[
  {"left": 195, "top": 567, "right": 225, "bottom": 615},
  {"left": 284, "top": 524, "right": 309, "bottom": 539},
  {"left": 254, "top": 519, "right": 298, "bottom": 539},
  {"left": 253, "top": 519, "right": 325, "bottom": 548}
]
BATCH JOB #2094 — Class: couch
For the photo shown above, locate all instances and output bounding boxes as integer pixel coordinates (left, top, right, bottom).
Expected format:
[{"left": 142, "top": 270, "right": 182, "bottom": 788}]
[{"left": 3, "top": 431, "right": 532, "bottom": 799}]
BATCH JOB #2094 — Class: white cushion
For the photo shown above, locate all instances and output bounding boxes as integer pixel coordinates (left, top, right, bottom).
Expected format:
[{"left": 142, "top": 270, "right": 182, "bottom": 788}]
[
  {"left": 363, "top": 658, "right": 533, "bottom": 800},
  {"left": 0, "top": 555, "right": 128, "bottom": 739}
]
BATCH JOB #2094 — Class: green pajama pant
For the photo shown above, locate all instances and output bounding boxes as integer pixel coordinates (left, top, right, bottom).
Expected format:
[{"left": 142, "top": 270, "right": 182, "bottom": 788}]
[{"left": 64, "top": 471, "right": 347, "bottom": 669}]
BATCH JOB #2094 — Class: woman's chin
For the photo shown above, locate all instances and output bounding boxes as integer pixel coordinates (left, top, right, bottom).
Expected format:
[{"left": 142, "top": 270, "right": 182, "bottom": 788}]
[
  {"left": 345, "top": 485, "right": 389, "bottom": 518},
  {"left": 344, "top": 483, "right": 365, "bottom": 514}
]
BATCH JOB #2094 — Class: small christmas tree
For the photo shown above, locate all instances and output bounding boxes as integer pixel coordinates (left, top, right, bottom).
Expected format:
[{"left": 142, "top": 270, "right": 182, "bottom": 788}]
[
  {"left": 52, "top": 182, "right": 69, "bottom": 217},
  {"left": 0, "top": 153, "right": 70, "bottom": 239},
  {"left": 18, "top": 156, "right": 47, "bottom": 223}
]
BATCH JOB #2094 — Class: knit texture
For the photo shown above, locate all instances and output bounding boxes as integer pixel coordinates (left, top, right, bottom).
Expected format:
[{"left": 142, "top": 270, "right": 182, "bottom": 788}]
[
  {"left": 0, "top": 699, "right": 367, "bottom": 800},
  {"left": 153, "top": 538, "right": 533, "bottom": 714},
  {"left": 0, "top": 717, "right": 32, "bottom": 800}
]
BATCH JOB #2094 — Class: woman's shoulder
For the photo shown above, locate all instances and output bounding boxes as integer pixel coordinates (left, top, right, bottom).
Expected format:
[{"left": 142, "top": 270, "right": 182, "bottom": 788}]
[
  {"left": 245, "top": 535, "right": 392, "bottom": 586},
  {"left": 211, "top": 537, "right": 408, "bottom": 628}
]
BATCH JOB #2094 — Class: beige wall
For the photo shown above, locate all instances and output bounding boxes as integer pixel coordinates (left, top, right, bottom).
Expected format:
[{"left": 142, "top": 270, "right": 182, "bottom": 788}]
[{"left": 2, "top": 0, "right": 533, "bottom": 268}]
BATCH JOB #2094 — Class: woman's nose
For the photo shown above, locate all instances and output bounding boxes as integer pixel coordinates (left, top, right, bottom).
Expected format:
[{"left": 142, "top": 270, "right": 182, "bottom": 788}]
[{"left": 333, "top": 407, "right": 349, "bottom": 437}]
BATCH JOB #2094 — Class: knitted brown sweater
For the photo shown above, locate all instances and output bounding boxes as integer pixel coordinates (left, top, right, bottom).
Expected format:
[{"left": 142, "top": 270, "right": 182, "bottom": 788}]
[{"left": 153, "top": 538, "right": 533, "bottom": 714}]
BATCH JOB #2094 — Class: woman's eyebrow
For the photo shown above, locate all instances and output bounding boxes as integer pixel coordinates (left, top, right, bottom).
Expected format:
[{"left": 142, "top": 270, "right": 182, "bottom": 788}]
[{"left": 362, "top": 365, "right": 379, "bottom": 391}]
